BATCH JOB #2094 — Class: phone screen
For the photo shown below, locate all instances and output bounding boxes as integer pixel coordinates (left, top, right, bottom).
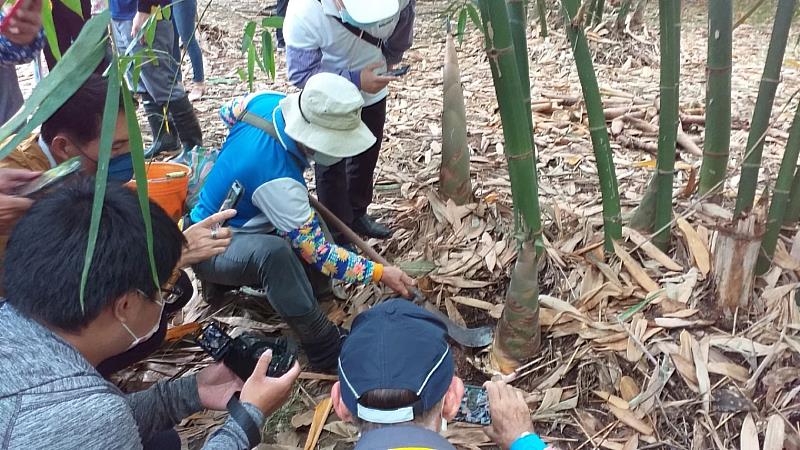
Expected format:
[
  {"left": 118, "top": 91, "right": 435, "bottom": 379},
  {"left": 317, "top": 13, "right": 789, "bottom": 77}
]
[
  {"left": 16, "top": 157, "right": 82, "bottom": 197},
  {"left": 382, "top": 65, "right": 410, "bottom": 77},
  {"left": 453, "top": 385, "right": 491, "bottom": 425},
  {"left": 218, "top": 180, "right": 243, "bottom": 227}
]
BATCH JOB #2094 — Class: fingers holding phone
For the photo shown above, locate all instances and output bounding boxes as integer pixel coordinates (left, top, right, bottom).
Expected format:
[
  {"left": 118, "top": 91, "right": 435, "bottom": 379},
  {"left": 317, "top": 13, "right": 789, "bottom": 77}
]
[
  {"left": 1, "top": 0, "right": 43, "bottom": 45},
  {"left": 178, "top": 209, "right": 236, "bottom": 268},
  {"left": 360, "top": 61, "right": 399, "bottom": 94}
]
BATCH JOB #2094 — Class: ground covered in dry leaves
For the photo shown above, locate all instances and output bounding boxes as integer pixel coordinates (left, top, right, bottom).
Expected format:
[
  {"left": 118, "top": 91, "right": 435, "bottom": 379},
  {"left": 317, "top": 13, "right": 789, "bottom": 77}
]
[{"left": 61, "top": 0, "right": 800, "bottom": 448}]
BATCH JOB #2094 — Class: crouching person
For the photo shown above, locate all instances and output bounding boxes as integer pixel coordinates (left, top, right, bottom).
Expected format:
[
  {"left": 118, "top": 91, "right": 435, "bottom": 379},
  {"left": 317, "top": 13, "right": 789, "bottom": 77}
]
[
  {"left": 0, "top": 178, "right": 300, "bottom": 450},
  {"left": 331, "top": 299, "right": 558, "bottom": 450}
]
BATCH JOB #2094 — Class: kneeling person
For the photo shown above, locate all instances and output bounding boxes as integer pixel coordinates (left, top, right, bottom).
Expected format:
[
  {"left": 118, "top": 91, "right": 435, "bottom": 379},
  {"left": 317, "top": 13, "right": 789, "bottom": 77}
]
[
  {"left": 190, "top": 73, "right": 414, "bottom": 371},
  {"left": 0, "top": 179, "right": 300, "bottom": 449}
]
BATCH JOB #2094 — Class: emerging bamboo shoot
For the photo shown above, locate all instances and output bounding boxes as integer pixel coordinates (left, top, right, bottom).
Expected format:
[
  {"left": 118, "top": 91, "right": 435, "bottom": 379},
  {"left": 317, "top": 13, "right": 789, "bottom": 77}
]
[{"left": 439, "top": 31, "right": 472, "bottom": 205}]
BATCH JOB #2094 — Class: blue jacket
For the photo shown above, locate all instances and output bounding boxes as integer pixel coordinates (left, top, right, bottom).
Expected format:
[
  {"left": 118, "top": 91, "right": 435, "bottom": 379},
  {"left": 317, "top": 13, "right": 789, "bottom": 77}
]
[{"left": 190, "top": 92, "right": 312, "bottom": 233}]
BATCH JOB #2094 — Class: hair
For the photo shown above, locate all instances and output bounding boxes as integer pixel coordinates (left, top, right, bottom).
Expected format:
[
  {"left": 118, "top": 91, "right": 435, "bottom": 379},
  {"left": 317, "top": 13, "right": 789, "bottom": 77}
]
[
  {"left": 3, "top": 177, "right": 185, "bottom": 332},
  {"left": 40, "top": 74, "right": 125, "bottom": 146},
  {"left": 351, "top": 389, "right": 444, "bottom": 433}
]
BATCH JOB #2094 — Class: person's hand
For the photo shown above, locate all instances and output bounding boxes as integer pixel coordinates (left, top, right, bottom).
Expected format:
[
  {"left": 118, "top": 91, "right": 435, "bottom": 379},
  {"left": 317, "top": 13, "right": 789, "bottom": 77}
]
[
  {"left": 197, "top": 362, "right": 244, "bottom": 411},
  {"left": 131, "top": 11, "right": 151, "bottom": 42},
  {"left": 240, "top": 350, "right": 301, "bottom": 416},
  {"left": 178, "top": 209, "right": 236, "bottom": 267},
  {"left": 380, "top": 266, "right": 415, "bottom": 298},
  {"left": 0, "top": 168, "right": 40, "bottom": 194},
  {"left": 1, "top": 0, "right": 42, "bottom": 46},
  {"left": 359, "top": 61, "right": 398, "bottom": 94},
  {"left": 483, "top": 381, "right": 535, "bottom": 450}
]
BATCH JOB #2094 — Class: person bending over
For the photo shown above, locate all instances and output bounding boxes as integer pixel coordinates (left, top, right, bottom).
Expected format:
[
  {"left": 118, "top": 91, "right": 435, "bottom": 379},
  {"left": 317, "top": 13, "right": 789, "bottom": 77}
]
[
  {"left": 190, "top": 73, "right": 414, "bottom": 372},
  {"left": 331, "top": 299, "right": 559, "bottom": 450},
  {"left": 0, "top": 178, "right": 300, "bottom": 449}
]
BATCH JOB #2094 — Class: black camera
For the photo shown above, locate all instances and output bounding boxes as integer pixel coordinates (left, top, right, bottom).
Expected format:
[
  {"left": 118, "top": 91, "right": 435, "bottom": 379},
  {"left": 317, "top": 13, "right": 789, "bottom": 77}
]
[{"left": 196, "top": 321, "right": 297, "bottom": 380}]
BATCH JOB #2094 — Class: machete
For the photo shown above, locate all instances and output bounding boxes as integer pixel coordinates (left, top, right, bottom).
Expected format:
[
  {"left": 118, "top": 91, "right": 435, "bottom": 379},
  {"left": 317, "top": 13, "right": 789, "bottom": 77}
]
[{"left": 309, "top": 195, "right": 493, "bottom": 348}]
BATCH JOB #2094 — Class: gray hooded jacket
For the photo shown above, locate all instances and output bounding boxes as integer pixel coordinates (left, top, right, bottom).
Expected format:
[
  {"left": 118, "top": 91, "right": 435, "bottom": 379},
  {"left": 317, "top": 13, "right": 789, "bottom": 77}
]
[{"left": 0, "top": 303, "right": 263, "bottom": 449}]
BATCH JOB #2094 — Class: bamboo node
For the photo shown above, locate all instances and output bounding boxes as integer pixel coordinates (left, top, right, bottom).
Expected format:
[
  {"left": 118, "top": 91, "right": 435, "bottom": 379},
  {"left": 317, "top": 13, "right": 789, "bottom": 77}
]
[{"left": 505, "top": 150, "right": 535, "bottom": 161}]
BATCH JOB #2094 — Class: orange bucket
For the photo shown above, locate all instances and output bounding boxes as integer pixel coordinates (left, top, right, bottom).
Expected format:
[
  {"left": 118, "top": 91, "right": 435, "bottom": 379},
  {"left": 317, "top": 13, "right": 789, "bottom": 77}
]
[{"left": 126, "top": 162, "right": 191, "bottom": 221}]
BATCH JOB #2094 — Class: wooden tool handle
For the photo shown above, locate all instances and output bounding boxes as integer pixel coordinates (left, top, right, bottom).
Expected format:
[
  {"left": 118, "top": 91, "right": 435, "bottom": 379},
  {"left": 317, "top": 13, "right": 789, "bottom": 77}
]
[{"left": 308, "top": 195, "right": 389, "bottom": 265}]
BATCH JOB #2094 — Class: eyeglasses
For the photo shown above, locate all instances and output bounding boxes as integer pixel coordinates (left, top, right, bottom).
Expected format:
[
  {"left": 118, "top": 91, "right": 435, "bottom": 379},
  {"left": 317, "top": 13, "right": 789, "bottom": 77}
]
[{"left": 136, "top": 284, "right": 184, "bottom": 305}]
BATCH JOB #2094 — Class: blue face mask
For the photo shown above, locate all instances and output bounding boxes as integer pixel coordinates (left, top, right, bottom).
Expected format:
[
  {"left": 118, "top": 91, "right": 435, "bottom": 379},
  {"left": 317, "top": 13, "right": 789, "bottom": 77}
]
[
  {"left": 107, "top": 153, "right": 134, "bottom": 183},
  {"left": 339, "top": 9, "right": 374, "bottom": 28}
]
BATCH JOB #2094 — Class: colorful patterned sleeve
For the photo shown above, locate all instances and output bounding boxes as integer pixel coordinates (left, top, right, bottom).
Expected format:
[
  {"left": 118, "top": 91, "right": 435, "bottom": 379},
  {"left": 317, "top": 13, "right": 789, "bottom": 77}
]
[
  {"left": 283, "top": 211, "right": 384, "bottom": 285},
  {"left": 218, "top": 93, "right": 259, "bottom": 128},
  {"left": 0, "top": 13, "right": 44, "bottom": 67}
]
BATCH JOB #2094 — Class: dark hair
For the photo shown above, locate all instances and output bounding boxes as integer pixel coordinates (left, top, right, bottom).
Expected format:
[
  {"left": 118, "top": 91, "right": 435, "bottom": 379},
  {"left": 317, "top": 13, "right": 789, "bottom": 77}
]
[
  {"left": 353, "top": 389, "right": 443, "bottom": 432},
  {"left": 40, "top": 74, "right": 124, "bottom": 146},
  {"left": 3, "top": 177, "right": 185, "bottom": 331}
]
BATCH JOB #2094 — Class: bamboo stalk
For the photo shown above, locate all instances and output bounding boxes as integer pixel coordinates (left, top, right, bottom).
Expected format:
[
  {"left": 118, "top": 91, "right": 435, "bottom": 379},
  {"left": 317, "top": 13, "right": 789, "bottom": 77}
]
[
  {"left": 757, "top": 100, "right": 800, "bottom": 274},
  {"left": 617, "top": 0, "right": 632, "bottom": 30},
  {"left": 561, "top": 0, "right": 623, "bottom": 251},
  {"left": 698, "top": 0, "right": 732, "bottom": 196},
  {"left": 536, "top": 0, "right": 548, "bottom": 37},
  {"left": 653, "top": 0, "right": 681, "bottom": 250},
  {"left": 478, "top": 0, "right": 542, "bottom": 372},
  {"left": 735, "top": 0, "right": 796, "bottom": 215},
  {"left": 477, "top": 0, "right": 542, "bottom": 242},
  {"left": 507, "top": 0, "right": 533, "bottom": 142},
  {"left": 439, "top": 31, "right": 472, "bottom": 205},
  {"left": 783, "top": 167, "right": 800, "bottom": 224},
  {"left": 593, "top": 0, "right": 605, "bottom": 26}
]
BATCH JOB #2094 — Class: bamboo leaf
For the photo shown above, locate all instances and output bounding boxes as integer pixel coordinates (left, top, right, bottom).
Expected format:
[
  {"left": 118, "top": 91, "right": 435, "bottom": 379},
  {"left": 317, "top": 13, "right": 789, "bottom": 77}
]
[
  {"left": 262, "top": 16, "right": 284, "bottom": 28},
  {"left": 58, "top": 0, "right": 84, "bottom": 17},
  {"left": 242, "top": 21, "right": 257, "bottom": 54},
  {"left": 247, "top": 44, "right": 256, "bottom": 92},
  {"left": 79, "top": 62, "right": 120, "bottom": 310},
  {"left": 0, "top": 11, "right": 109, "bottom": 159},
  {"left": 456, "top": 8, "right": 467, "bottom": 43},
  {"left": 161, "top": 4, "right": 171, "bottom": 20},
  {"left": 41, "top": 0, "right": 61, "bottom": 61},
  {"left": 122, "top": 84, "right": 160, "bottom": 290},
  {"left": 263, "top": 30, "right": 276, "bottom": 80},
  {"left": 465, "top": 3, "right": 482, "bottom": 30}
]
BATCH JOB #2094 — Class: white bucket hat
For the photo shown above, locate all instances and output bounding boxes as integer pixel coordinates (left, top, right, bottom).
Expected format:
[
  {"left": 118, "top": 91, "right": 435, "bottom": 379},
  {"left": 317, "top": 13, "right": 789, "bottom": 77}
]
[
  {"left": 341, "top": 0, "right": 400, "bottom": 24},
  {"left": 280, "top": 73, "right": 376, "bottom": 158}
]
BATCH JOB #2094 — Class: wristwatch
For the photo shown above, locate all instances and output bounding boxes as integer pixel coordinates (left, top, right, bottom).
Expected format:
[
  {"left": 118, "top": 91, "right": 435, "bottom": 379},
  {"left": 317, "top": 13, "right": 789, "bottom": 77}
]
[{"left": 227, "top": 392, "right": 261, "bottom": 447}]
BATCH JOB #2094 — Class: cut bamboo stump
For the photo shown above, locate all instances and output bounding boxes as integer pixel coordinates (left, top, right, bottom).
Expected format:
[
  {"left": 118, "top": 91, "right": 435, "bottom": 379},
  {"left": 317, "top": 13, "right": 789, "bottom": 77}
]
[{"left": 712, "top": 203, "right": 766, "bottom": 323}]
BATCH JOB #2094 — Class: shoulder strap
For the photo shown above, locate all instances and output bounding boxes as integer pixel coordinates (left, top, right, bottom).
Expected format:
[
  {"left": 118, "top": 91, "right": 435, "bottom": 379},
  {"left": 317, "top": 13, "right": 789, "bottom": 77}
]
[
  {"left": 240, "top": 110, "right": 281, "bottom": 141},
  {"left": 316, "top": 0, "right": 384, "bottom": 49}
]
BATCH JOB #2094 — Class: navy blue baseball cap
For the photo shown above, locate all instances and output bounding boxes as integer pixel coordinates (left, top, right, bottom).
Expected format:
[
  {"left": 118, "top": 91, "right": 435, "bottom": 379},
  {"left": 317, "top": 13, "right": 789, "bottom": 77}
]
[{"left": 338, "top": 299, "right": 455, "bottom": 424}]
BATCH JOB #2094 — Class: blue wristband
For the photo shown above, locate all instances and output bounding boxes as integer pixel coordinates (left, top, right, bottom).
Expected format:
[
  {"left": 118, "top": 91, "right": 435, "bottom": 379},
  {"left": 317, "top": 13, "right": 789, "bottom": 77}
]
[{"left": 510, "top": 433, "right": 547, "bottom": 450}]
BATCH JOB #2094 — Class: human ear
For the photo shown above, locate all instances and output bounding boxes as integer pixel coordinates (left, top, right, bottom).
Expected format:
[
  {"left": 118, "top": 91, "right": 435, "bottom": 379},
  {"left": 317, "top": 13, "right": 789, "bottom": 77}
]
[
  {"left": 442, "top": 376, "right": 465, "bottom": 420},
  {"left": 111, "top": 292, "right": 138, "bottom": 324},
  {"left": 331, "top": 382, "right": 354, "bottom": 422},
  {"left": 49, "top": 136, "right": 72, "bottom": 161}
]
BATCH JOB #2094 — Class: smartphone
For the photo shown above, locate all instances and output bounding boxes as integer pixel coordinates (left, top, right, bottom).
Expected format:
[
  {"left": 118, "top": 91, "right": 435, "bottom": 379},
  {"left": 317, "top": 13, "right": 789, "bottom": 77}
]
[
  {"left": 0, "top": 0, "right": 31, "bottom": 33},
  {"left": 381, "top": 65, "right": 410, "bottom": 77},
  {"left": 453, "top": 385, "right": 491, "bottom": 425},
  {"left": 16, "top": 157, "right": 82, "bottom": 197},
  {"left": 218, "top": 180, "right": 243, "bottom": 227}
]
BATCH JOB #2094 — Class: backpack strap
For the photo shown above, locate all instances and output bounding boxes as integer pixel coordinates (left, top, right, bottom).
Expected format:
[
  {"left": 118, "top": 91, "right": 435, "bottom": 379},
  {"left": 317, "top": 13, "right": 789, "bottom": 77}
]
[
  {"left": 317, "top": 0, "right": 384, "bottom": 49},
  {"left": 240, "top": 110, "right": 282, "bottom": 141}
]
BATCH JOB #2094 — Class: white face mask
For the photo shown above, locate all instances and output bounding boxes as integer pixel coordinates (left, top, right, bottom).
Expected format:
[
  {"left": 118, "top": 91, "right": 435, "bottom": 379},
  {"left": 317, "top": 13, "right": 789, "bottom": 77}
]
[
  {"left": 120, "top": 290, "right": 164, "bottom": 350},
  {"left": 440, "top": 404, "right": 447, "bottom": 432}
]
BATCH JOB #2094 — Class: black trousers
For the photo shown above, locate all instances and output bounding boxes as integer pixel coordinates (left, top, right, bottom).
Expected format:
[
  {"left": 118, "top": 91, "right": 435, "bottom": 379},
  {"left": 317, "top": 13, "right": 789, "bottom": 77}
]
[
  {"left": 43, "top": 0, "right": 92, "bottom": 70},
  {"left": 275, "top": 0, "right": 289, "bottom": 46},
  {"left": 314, "top": 97, "right": 387, "bottom": 227}
]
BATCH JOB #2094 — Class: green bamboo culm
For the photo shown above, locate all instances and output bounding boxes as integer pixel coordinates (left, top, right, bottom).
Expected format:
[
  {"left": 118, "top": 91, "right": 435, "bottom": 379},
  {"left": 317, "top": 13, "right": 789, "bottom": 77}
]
[
  {"left": 757, "top": 100, "right": 800, "bottom": 274},
  {"left": 783, "top": 167, "right": 800, "bottom": 224},
  {"left": 477, "top": 0, "right": 543, "bottom": 373},
  {"left": 616, "top": 0, "right": 632, "bottom": 30},
  {"left": 477, "top": 0, "right": 542, "bottom": 243},
  {"left": 536, "top": 0, "right": 548, "bottom": 37},
  {"left": 561, "top": 0, "right": 623, "bottom": 251},
  {"left": 507, "top": 0, "right": 534, "bottom": 142},
  {"left": 734, "top": 0, "right": 796, "bottom": 215},
  {"left": 698, "top": 0, "right": 732, "bottom": 196},
  {"left": 652, "top": 0, "right": 681, "bottom": 251},
  {"left": 593, "top": 0, "right": 605, "bottom": 25}
]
